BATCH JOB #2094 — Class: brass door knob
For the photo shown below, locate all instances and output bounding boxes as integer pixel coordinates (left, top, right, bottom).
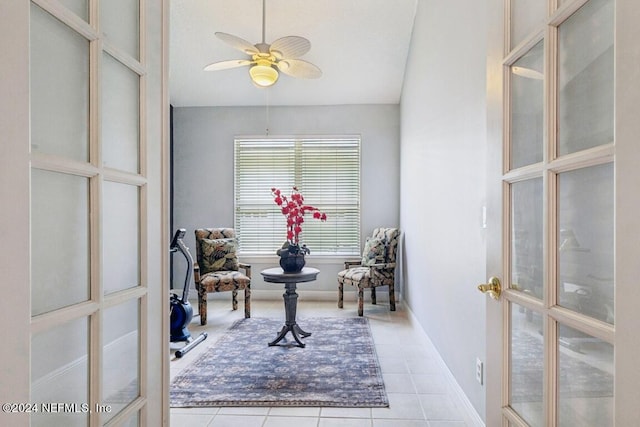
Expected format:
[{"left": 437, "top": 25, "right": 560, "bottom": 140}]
[{"left": 478, "top": 277, "right": 501, "bottom": 300}]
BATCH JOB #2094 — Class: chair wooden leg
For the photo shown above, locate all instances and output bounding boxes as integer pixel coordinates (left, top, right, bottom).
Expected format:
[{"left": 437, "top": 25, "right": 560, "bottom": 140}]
[
  {"left": 358, "top": 287, "right": 364, "bottom": 317},
  {"left": 371, "top": 287, "right": 377, "bottom": 305},
  {"left": 338, "top": 281, "right": 344, "bottom": 308},
  {"left": 198, "top": 287, "right": 208, "bottom": 325},
  {"left": 244, "top": 286, "right": 251, "bottom": 318},
  {"left": 389, "top": 283, "right": 396, "bottom": 311},
  {"left": 232, "top": 289, "right": 238, "bottom": 310}
]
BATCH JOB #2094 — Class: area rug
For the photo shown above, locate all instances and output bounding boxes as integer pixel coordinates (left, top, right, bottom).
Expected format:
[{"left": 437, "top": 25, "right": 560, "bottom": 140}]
[
  {"left": 511, "top": 330, "right": 613, "bottom": 403},
  {"left": 170, "top": 317, "right": 389, "bottom": 407}
]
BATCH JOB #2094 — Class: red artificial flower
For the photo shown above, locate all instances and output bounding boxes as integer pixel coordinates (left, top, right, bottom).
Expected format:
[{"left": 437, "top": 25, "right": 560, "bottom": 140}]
[{"left": 271, "top": 186, "right": 327, "bottom": 246}]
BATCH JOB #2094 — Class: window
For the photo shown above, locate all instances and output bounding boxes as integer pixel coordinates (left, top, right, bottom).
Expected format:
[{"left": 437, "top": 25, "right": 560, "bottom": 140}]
[{"left": 235, "top": 136, "right": 361, "bottom": 255}]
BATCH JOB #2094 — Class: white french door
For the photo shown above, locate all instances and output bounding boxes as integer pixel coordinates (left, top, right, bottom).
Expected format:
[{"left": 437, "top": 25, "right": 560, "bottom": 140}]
[
  {"left": 484, "top": 0, "right": 640, "bottom": 426},
  {"left": 0, "top": 0, "right": 168, "bottom": 426}
]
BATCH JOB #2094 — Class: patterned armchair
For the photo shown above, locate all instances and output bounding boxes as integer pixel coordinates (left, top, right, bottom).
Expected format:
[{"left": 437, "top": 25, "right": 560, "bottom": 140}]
[
  {"left": 338, "top": 227, "right": 400, "bottom": 316},
  {"left": 194, "top": 228, "right": 251, "bottom": 325}
]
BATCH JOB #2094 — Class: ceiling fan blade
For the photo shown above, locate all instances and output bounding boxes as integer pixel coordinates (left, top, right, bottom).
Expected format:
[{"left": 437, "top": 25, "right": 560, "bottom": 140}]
[
  {"left": 512, "top": 66, "right": 543, "bottom": 80},
  {"left": 270, "top": 36, "right": 311, "bottom": 60},
  {"left": 204, "top": 59, "right": 253, "bottom": 71},
  {"left": 215, "top": 32, "right": 259, "bottom": 55},
  {"left": 277, "top": 59, "right": 322, "bottom": 79}
]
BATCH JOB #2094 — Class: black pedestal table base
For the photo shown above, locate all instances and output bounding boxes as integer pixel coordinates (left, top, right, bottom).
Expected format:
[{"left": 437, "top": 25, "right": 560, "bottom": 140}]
[{"left": 260, "top": 267, "right": 319, "bottom": 348}]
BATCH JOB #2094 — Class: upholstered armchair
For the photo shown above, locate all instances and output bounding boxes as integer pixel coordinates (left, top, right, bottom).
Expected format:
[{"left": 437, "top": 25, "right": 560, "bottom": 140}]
[
  {"left": 338, "top": 227, "right": 400, "bottom": 316},
  {"left": 194, "top": 228, "right": 251, "bottom": 325}
]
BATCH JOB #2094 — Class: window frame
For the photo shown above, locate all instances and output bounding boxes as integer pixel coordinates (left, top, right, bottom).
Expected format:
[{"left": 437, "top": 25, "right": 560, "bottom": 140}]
[{"left": 234, "top": 135, "right": 361, "bottom": 257}]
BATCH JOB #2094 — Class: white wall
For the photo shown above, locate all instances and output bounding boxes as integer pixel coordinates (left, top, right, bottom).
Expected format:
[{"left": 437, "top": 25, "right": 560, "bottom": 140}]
[
  {"left": 171, "top": 104, "right": 400, "bottom": 298},
  {"left": 400, "top": 0, "right": 487, "bottom": 419}
]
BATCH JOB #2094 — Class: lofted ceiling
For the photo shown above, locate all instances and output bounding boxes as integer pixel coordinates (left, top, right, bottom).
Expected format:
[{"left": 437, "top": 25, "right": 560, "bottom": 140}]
[{"left": 169, "top": 0, "right": 418, "bottom": 107}]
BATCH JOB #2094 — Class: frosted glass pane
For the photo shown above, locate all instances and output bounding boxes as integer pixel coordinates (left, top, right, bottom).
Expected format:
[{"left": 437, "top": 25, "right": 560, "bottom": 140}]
[
  {"left": 558, "top": 0, "right": 614, "bottom": 155},
  {"left": 30, "top": 4, "right": 89, "bottom": 162},
  {"left": 558, "top": 164, "right": 614, "bottom": 324},
  {"left": 510, "top": 41, "right": 544, "bottom": 169},
  {"left": 510, "top": 302, "right": 543, "bottom": 427},
  {"left": 101, "top": 0, "right": 139, "bottom": 59},
  {"left": 31, "top": 317, "right": 89, "bottom": 427},
  {"left": 558, "top": 324, "right": 613, "bottom": 426},
  {"left": 31, "top": 170, "right": 90, "bottom": 316},
  {"left": 511, "top": 0, "right": 546, "bottom": 48},
  {"left": 103, "top": 299, "right": 140, "bottom": 422},
  {"left": 121, "top": 412, "right": 140, "bottom": 427},
  {"left": 103, "top": 182, "right": 140, "bottom": 294},
  {"left": 511, "top": 178, "right": 543, "bottom": 299},
  {"left": 58, "top": 0, "right": 88, "bottom": 21},
  {"left": 102, "top": 53, "right": 140, "bottom": 173}
]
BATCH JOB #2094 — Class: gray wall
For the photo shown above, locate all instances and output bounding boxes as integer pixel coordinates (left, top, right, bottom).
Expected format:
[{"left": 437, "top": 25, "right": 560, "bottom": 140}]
[
  {"left": 172, "top": 104, "right": 400, "bottom": 297},
  {"left": 399, "top": 0, "right": 487, "bottom": 419}
]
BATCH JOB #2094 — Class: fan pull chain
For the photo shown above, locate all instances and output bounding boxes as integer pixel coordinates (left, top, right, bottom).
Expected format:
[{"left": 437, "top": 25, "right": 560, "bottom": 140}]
[{"left": 265, "top": 88, "right": 270, "bottom": 136}]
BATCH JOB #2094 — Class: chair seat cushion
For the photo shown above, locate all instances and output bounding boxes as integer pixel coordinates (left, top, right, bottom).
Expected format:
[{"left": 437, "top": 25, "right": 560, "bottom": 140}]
[
  {"left": 337, "top": 266, "right": 372, "bottom": 288},
  {"left": 199, "top": 270, "right": 250, "bottom": 292}
]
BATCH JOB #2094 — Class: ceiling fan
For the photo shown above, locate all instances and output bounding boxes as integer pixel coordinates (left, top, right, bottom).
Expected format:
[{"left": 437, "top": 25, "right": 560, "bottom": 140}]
[{"left": 204, "top": 0, "right": 322, "bottom": 88}]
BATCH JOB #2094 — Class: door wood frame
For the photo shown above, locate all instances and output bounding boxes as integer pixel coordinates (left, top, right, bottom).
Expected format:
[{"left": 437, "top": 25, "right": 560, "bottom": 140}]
[{"left": 487, "top": 0, "right": 640, "bottom": 425}]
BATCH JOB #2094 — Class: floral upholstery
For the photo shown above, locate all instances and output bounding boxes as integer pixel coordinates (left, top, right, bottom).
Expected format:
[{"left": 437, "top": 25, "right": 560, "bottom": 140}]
[
  {"left": 338, "top": 227, "right": 400, "bottom": 316},
  {"left": 194, "top": 228, "right": 251, "bottom": 325},
  {"left": 361, "top": 237, "right": 386, "bottom": 266},
  {"left": 198, "top": 238, "right": 239, "bottom": 273}
]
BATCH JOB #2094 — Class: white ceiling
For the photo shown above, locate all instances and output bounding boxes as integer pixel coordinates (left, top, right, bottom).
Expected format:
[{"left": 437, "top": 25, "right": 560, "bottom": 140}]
[{"left": 169, "top": 0, "right": 418, "bottom": 107}]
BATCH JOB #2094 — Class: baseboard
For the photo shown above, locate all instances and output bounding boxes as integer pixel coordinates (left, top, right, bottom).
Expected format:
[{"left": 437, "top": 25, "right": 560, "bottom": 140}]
[{"left": 405, "top": 306, "right": 486, "bottom": 427}]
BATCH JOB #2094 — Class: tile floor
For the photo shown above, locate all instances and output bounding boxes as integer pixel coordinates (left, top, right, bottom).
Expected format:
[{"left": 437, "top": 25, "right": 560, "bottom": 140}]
[{"left": 170, "top": 297, "right": 482, "bottom": 427}]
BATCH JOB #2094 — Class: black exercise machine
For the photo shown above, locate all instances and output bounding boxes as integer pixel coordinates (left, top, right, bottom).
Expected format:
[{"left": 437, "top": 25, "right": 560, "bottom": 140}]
[{"left": 170, "top": 229, "right": 207, "bottom": 358}]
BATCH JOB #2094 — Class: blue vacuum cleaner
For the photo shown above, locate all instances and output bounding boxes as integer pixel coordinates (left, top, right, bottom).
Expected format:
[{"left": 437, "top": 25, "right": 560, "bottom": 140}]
[{"left": 170, "top": 229, "right": 207, "bottom": 358}]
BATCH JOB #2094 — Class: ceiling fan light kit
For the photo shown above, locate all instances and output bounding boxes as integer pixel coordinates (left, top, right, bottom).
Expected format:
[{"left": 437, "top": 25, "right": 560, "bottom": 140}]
[
  {"left": 204, "top": 0, "right": 321, "bottom": 88},
  {"left": 249, "top": 61, "right": 279, "bottom": 87}
]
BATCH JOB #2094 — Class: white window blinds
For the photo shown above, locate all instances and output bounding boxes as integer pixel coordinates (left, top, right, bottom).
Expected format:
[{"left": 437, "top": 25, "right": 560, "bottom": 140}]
[{"left": 234, "top": 136, "right": 361, "bottom": 255}]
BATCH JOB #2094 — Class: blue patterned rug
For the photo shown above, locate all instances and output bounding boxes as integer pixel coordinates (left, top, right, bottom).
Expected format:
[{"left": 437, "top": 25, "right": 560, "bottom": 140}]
[
  {"left": 511, "top": 330, "right": 613, "bottom": 402},
  {"left": 170, "top": 317, "right": 389, "bottom": 407}
]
